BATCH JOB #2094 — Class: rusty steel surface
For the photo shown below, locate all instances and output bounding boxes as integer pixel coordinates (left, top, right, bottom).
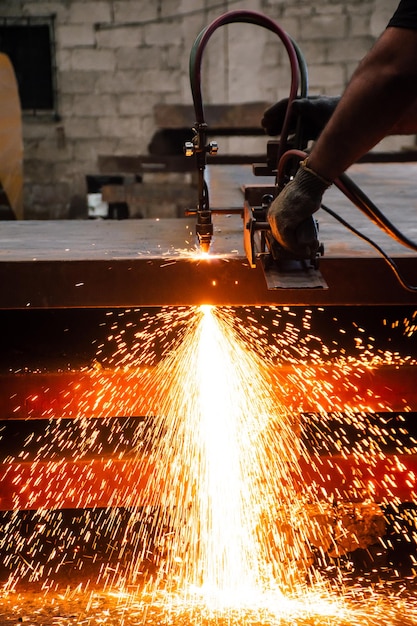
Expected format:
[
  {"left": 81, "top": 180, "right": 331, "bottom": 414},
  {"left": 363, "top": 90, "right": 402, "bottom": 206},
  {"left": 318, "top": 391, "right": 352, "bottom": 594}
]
[
  {"left": 0, "top": 162, "right": 417, "bottom": 307},
  {"left": 153, "top": 102, "right": 270, "bottom": 129},
  {"left": 0, "top": 214, "right": 416, "bottom": 307}
]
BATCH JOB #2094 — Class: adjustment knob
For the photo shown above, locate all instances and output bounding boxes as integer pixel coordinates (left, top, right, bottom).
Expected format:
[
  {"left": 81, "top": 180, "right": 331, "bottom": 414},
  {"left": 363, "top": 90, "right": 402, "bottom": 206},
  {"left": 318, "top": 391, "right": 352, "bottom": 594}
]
[{"left": 184, "top": 141, "right": 195, "bottom": 157}]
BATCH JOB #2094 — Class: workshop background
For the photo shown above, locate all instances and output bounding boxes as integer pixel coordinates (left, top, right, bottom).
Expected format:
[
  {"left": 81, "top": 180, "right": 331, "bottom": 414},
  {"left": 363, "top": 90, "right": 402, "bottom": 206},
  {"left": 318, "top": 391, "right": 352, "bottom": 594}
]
[{"left": 0, "top": 0, "right": 409, "bottom": 220}]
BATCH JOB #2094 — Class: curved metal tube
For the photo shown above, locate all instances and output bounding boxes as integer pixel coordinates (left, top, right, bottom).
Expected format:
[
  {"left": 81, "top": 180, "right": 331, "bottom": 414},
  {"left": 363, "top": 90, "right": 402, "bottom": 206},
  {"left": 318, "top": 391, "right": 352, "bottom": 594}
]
[
  {"left": 277, "top": 148, "right": 308, "bottom": 183},
  {"left": 188, "top": 10, "right": 306, "bottom": 251},
  {"left": 189, "top": 10, "right": 301, "bottom": 165}
]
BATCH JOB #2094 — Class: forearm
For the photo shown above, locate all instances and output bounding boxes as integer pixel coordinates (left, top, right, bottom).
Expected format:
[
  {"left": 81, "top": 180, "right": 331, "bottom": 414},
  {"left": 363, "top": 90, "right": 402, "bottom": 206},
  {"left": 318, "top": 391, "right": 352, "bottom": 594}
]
[
  {"left": 308, "top": 27, "right": 417, "bottom": 181},
  {"left": 389, "top": 99, "right": 417, "bottom": 134}
]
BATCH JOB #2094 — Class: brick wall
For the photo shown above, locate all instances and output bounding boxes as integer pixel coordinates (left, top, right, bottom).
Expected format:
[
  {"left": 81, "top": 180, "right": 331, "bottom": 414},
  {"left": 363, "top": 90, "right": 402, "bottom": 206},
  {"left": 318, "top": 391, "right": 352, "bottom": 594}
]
[{"left": 0, "top": 0, "right": 404, "bottom": 218}]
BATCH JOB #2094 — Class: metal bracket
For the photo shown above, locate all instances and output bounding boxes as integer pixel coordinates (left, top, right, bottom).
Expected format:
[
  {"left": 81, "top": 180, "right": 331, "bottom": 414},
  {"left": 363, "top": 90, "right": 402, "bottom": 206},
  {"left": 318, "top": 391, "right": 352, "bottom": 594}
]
[{"left": 243, "top": 193, "right": 327, "bottom": 289}]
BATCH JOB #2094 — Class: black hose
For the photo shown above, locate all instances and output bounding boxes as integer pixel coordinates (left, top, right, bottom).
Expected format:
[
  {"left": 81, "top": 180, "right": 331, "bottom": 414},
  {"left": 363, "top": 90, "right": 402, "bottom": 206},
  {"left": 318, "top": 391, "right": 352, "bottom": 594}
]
[
  {"left": 335, "top": 172, "right": 417, "bottom": 252},
  {"left": 321, "top": 203, "right": 417, "bottom": 292}
]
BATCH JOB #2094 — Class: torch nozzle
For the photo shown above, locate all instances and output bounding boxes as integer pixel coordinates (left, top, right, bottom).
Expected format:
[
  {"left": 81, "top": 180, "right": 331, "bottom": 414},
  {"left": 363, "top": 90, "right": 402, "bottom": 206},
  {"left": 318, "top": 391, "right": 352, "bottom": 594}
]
[
  {"left": 199, "top": 240, "right": 211, "bottom": 254},
  {"left": 196, "top": 209, "right": 213, "bottom": 254}
]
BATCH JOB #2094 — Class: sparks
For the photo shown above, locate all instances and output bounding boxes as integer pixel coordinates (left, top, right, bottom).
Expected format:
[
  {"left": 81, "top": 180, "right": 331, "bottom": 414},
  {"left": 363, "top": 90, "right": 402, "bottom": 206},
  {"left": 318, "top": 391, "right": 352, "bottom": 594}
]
[{"left": 1, "top": 305, "right": 417, "bottom": 625}]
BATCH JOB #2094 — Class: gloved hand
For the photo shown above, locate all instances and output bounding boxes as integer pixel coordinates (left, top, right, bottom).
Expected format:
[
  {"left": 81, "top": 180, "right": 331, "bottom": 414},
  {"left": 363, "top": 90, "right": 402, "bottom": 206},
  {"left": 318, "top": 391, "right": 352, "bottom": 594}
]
[
  {"left": 261, "top": 96, "right": 340, "bottom": 140},
  {"left": 267, "top": 159, "right": 332, "bottom": 258}
]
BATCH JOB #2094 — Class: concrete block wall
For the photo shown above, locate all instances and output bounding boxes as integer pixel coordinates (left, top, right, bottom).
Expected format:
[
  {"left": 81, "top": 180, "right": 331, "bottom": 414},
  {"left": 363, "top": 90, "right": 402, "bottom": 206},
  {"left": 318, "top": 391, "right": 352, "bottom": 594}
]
[{"left": 0, "top": 0, "right": 405, "bottom": 218}]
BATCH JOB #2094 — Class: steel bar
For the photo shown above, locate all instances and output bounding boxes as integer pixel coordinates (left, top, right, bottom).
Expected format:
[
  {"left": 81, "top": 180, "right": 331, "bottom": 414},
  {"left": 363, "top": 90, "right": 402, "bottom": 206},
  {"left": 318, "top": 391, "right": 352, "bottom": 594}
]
[
  {"left": 0, "top": 218, "right": 417, "bottom": 307},
  {"left": 0, "top": 365, "right": 416, "bottom": 419}
]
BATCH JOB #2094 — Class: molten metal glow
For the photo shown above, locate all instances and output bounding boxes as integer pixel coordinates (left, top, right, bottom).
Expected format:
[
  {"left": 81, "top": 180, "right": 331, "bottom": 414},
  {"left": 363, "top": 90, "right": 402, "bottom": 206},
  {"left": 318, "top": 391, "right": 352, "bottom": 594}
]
[
  {"left": 1, "top": 305, "right": 417, "bottom": 624},
  {"left": 120, "top": 305, "right": 417, "bottom": 623}
]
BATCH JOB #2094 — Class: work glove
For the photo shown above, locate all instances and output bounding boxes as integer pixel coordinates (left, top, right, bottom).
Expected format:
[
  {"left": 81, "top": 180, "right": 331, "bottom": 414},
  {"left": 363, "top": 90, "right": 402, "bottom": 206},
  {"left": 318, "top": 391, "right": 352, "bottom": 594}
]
[
  {"left": 267, "top": 159, "right": 332, "bottom": 258},
  {"left": 261, "top": 96, "right": 340, "bottom": 140}
]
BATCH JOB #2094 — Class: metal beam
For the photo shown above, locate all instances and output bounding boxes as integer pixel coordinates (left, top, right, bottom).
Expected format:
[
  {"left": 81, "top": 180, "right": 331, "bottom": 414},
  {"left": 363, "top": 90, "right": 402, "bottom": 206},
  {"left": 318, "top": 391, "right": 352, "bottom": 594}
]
[
  {"left": 0, "top": 365, "right": 415, "bottom": 419},
  {"left": 0, "top": 217, "right": 417, "bottom": 307}
]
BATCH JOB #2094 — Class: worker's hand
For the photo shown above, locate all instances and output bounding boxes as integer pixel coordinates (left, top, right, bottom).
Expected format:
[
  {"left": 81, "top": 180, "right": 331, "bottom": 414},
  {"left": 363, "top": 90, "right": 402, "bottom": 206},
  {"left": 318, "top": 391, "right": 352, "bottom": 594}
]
[
  {"left": 267, "top": 159, "right": 331, "bottom": 258},
  {"left": 261, "top": 96, "right": 340, "bottom": 140}
]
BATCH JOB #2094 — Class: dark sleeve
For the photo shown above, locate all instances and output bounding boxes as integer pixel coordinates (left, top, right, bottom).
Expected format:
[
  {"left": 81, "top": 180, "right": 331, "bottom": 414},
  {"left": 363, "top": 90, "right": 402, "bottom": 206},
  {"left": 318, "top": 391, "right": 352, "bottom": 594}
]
[{"left": 388, "top": 0, "right": 417, "bottom": 29}]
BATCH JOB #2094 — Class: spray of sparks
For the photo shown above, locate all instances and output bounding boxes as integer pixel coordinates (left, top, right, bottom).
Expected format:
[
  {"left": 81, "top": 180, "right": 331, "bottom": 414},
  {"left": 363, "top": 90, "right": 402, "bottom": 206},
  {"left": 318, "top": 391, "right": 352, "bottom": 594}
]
[{"left": 1, "top": 305, "right": 417, "bottom": 624}]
